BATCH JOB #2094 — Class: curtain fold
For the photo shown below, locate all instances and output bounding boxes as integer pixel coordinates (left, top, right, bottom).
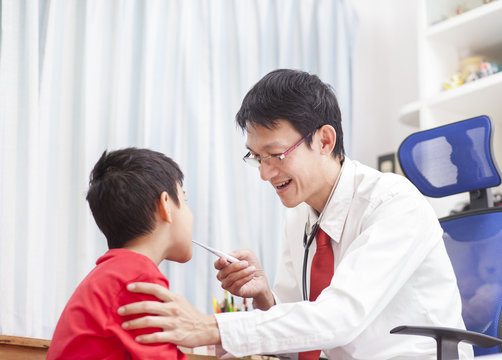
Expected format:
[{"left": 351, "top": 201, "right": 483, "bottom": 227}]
[{"left": 0, "top": 0, "right": 357, "bottom": 339}]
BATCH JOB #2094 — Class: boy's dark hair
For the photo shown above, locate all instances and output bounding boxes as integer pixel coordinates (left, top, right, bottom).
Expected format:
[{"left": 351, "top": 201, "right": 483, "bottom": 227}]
[
  {"left": 86, "top": 148, "right": 184, "bottom": 249},
  {"left": 235, "top": 69, "right": 344, "bottom": 157}
]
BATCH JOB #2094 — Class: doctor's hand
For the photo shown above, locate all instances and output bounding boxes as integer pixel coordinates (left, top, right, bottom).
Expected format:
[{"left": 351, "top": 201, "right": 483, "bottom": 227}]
[
  {"left": 118, "top": 282, "right": 221, "bottom": 347},
  {"left": 214, "top": 249, "right": 275, "bottom": 310}
]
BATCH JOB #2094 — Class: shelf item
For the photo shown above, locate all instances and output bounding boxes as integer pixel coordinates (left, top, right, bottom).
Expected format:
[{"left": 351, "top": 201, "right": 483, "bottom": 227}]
[{"left": 429, "top": 71, "right": 502, "bottom": 123}]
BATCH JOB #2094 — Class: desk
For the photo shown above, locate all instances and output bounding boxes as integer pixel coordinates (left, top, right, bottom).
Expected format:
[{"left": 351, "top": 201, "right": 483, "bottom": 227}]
[
  {"left": 0, "top": 335, "right": 50, "bottom": 360},
  {"left": 0, "top": 336, "right": 277, "bottom": 360}
]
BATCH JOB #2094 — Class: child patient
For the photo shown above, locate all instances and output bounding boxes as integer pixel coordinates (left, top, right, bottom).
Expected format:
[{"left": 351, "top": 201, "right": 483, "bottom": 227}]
[{"left": 47, "top": 148, "right": 192, "bottom": 359}]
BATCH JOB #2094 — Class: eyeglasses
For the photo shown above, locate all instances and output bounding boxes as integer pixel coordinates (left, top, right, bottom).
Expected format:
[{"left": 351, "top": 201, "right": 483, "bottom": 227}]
[{"left": 243, "top": 133, "right": 310, "bottom": 168}]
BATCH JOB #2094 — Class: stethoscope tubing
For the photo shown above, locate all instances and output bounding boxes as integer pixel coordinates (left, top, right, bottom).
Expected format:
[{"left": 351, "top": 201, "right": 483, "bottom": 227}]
[
  {"left": 302, "top": 222, "right": 320, "bottom": 300},
  {"left": 300, "top": 162, "right": 344, "bottom": 301}
]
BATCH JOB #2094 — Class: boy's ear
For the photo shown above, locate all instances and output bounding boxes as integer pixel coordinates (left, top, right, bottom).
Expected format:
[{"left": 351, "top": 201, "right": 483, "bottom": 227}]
[{"left": 158, "top": 191, "right": 173, "bottom": 223}]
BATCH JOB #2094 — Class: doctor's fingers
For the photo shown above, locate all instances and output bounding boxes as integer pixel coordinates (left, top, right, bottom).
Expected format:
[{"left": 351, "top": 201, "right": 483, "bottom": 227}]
[
  {"left": 135, "top": 330, "right": 173, "bottom": 344},
  {"left": 215, "top": 259, "right": 252, "bottom": 280},
  {"left": 122, "top": 313, "right": 177, "bottom": 330},
  {"left": 218, "top": 266, "right": 256, "bottom": 290},
  {"left": 214, "top": 257, "right": 231, "bottom": 270},
  {"left": 213, "top": 249, "right": 257, "bottom": 270},
  {"left": 216, "top": 259, "right": 256, "bottom": 281},
  {"left": 118, "top": 300, "right": 172, "bottom": 318},
  {"left": 122, "top": 313, "right": 198, "bottom": 345},
  {"left": 126, "top": 282, "right": 174, "bottom": 302},
  {"left": 221, "top": 272, "right": 255, "bottom": 295},
  {"left": 135, "top": 328, "right": 196, "bottom": 348}
]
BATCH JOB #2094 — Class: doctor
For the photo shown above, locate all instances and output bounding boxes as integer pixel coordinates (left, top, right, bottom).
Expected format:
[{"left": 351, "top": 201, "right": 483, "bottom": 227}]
[{"left": 118, "top": 69, "right": 472, "bottom": 359}]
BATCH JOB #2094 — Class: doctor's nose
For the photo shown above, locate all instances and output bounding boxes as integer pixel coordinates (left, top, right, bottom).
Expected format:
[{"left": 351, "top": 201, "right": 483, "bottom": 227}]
[{"left": 259, "top": 160, "right": 279, "bottom": 181}]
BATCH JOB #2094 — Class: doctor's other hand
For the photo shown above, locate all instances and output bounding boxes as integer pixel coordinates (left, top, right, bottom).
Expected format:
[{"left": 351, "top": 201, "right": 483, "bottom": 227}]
[
  {"left": 118, "top": 282, "right": 221, "bottom": 347},
  {"left": 214, "top": 249, "right": 275, "bottom": 310}
]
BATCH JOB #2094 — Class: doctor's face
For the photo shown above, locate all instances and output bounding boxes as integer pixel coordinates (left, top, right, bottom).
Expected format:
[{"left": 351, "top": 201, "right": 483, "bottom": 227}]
[{"left": 245, "top": 119, "right": 326, "bottom": 209}]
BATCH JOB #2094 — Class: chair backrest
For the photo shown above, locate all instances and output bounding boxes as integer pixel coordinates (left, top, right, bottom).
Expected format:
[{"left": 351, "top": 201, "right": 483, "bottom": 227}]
[
  {"left": 398, "top": 115, "right": 501, "bottom": 207},
  {"left": 441, "top": 209, "right": 502, "bottom": 356},
  {"left": 398, "top": 115, "right": 502, "bottom": 356}
]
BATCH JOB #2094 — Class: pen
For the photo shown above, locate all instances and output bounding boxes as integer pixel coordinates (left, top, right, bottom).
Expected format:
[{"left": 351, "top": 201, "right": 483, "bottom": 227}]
[
  {"left": 212, "top": 297, "right": 218, "bottom": 313},
  {"left": 225, "top": 290, "right": 233, "bottom": 312},
  {"left": 192, "top": 240, "right": 239, "bottom": 263}
]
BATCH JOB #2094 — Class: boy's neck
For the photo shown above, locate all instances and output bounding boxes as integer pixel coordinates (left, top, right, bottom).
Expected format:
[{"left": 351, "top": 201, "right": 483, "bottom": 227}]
[{"left": 123, "top": 234, "right": 164, "bottom": 266}]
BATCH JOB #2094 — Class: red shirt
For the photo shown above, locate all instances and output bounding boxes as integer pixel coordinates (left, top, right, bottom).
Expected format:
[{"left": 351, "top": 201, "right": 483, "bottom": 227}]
[{"left": 47, "top": 249, "right": 188, "bottom": 360}]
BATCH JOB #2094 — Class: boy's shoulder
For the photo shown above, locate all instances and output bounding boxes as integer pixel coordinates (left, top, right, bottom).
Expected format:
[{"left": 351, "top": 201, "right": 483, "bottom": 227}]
[
  {"left": 95, "top": 248, "right": 158, "bottom": 270},
  {"left": 94, "top": 248, "right": 166, "bottom": 282},
  {"left": 73, "top": 249, "right": 169, "bottom": 303}
]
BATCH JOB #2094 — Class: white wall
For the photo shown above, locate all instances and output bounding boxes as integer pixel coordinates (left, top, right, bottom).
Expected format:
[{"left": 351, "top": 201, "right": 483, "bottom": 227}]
[{"left": 350, "top": 0, "right": 420, "bottom": 169}]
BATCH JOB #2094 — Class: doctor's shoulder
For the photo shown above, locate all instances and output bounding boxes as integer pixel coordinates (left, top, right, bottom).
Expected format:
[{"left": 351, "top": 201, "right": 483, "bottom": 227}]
[{"left": 351, "top": 161, "right": 427, "bottom": 209}]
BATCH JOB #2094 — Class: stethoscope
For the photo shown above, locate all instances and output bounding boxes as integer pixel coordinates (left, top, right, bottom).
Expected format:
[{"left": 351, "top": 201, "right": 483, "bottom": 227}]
[{"left": 301, "top": 165, "right": 344, "bottom": 301}]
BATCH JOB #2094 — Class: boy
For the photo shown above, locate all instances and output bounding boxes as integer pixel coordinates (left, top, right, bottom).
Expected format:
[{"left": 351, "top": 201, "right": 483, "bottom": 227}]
[{"left": 47, "top": 148, "right": 192, "bottom": 359}]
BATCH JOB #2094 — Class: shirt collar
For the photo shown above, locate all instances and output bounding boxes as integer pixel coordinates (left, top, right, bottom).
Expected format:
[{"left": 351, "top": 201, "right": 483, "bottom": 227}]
[{"left": 306, "top": 157, "right": 355, "bottom": 243}]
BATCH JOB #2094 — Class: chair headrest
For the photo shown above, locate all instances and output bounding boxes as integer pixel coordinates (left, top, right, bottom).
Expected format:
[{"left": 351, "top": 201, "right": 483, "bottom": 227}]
[{"left": 398, "top": 115, "right": 501, "bottom": 198}]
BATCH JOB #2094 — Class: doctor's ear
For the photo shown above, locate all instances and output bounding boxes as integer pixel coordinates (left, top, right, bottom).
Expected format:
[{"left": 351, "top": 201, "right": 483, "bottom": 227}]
[
  {"left": 158, "top": 191, "right": 173, "bottom": 223},
  {"left": 317, "top": 125, "right": 336, "bottom": 155}
]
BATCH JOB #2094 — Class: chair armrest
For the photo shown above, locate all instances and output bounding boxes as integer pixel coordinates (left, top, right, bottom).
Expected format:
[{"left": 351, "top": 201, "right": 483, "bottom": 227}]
[{"left": 391, "top": 325, "right": 502, "bottom": 360}]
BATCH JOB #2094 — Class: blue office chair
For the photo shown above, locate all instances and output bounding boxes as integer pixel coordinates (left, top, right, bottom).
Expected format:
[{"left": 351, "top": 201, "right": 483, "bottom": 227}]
[{"left": 392, "top": 115, "right": 502, "bottom": 359}]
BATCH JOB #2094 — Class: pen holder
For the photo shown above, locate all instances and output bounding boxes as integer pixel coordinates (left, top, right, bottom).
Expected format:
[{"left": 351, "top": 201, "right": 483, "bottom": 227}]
[{"left": 213, "top": 291, "right": 251, "bottom": 313}]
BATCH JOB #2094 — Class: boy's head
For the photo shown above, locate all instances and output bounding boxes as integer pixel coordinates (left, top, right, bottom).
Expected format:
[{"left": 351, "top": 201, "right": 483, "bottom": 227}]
[
  {"left": 86, "top": 148, "right": 188, "bottom": 251},
  {"left": 235, "top": 68, "right": 344, "bottom": 158}
]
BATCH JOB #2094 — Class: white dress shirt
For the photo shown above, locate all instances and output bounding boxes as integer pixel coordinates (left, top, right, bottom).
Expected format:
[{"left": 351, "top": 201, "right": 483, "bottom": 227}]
[{"left": 216, "top": 158, "right": 473, "bottom": 360}]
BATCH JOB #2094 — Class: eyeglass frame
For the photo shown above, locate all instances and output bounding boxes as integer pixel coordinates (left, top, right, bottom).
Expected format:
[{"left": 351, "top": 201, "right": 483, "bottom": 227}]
[{"left": 242, "top": 132, "right": 312, "bottom": 168}]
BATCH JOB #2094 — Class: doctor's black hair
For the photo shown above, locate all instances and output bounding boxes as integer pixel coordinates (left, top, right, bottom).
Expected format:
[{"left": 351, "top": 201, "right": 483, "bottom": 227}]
[
  {"left": 86, "top": 147, "right": 184, "bottom": 249},
  {"left": 235, "top": 69, "right": 344, "bottom": 158}
]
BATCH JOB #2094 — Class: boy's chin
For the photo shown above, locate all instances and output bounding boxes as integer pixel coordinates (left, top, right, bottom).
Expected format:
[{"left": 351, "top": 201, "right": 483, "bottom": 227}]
[
  {"left": 166, "top": 252, "right": 192, "bottom": 263},
  {"left": 177, "top": 256, "right": 192, "bottom": 263}
]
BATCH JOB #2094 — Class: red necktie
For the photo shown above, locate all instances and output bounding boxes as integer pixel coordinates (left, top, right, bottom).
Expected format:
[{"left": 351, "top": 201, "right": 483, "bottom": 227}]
[{"left": 299, "top": 228, "right": 334, "bottom": 360}]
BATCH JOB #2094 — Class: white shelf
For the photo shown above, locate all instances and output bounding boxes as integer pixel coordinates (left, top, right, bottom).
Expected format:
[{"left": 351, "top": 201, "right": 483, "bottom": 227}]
[
  {"left": 400, "top": 1, "right": 502, "bottom": 127},
  {"left": 398, "top": 101, "right": 421, "bottom": 127},
  {"left": 399, "top": 72, "right": 502, "bottom": 128},
  {"left": 426, "top": 1, "right": 502, "bottom": 52},
  {"left": 427, "top": 71, "right": 502, "bottom": 124}
]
